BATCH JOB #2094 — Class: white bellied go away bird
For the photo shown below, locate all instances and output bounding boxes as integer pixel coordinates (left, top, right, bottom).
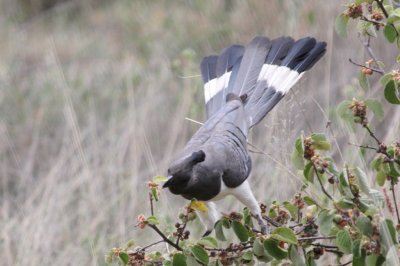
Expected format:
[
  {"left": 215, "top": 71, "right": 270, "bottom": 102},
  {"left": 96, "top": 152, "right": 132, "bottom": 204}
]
[{"left": 163, "top": 36, "right": 326, "bottom": 236}]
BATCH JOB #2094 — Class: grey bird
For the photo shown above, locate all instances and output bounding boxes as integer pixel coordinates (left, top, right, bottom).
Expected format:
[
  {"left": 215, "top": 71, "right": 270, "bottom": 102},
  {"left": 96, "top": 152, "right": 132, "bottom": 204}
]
[{"left": 163, "top": 36, "right": 326, "bottom": 236}]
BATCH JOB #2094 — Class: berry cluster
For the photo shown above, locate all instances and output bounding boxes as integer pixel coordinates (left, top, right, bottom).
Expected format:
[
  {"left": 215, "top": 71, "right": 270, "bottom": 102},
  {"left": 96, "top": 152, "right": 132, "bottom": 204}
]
[
  {"left": 344, "top": 4, "right": 363, "bottom": 19},
  {"left": 292, "top": 193, "right": 305, "bottom": 209},
  {"left": 136, "top": 214, "right": 147, "bottom": 229},
  {"left": 303, "top": 137, "right": 315, "bottom": 160},
  {"left": 127, "top": 249, "right": 145, "bottom": 266},
  {"left": 349, "top": 99, "right": 368, "bottom": 126},
  {"left": 173, "top": 222, "right": 190, "bottom": 240}
]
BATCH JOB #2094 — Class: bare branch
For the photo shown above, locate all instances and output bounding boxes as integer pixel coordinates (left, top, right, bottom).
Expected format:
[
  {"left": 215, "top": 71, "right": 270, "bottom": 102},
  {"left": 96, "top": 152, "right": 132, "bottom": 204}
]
[
  {"left": 375, "top": 0, "right": 389, "bottom": 18},
  {"left": 298, "top": 236, "right": 336, "bottom": 241},
  {"left": 148, "top": 224, "right": 183, "bottom": 251},
  {"left": 312, "top": 163, "right": 334, "bottom": 201},
  {"left": 149, "top": 192, "right": 154, "bottom": 216},
  {"left": 348, "top": 58, "right": 384, "bottom": 75},
  {"left": 358, "top": 36, "right": 385, "bottom": 74},
  {"left": 390, "top": 178, "right": 400, "bottom": 224},
  {"left": 140, "top": 240, "right": 164, "bottom": 251},
  {"left": 348, "top": 142, "right": 378, "bottom": 151}
]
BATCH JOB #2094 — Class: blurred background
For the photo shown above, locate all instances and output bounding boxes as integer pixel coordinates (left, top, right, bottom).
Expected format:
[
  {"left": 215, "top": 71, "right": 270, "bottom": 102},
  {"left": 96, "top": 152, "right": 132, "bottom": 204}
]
[{"left": 1, "top": 0, "right": 399, "bottom": 265}]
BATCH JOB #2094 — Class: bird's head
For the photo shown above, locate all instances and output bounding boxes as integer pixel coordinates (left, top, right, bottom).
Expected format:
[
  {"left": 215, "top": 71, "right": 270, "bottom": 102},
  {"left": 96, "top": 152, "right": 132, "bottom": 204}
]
[{"left": 163, "top": 150, "right": 205, "bottom": 193}]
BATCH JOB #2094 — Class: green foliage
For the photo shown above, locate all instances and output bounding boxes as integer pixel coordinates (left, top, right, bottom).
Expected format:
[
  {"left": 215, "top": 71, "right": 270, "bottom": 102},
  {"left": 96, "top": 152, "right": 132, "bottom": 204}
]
[
  {"left": 231, "top": 220, "right": 249, "bottom": 242},
  {"left": 384, "top": 80, "right": 400, "bottom": 104},
  {"left": 383, "top": 24, "right": 397, "bottom": 43},
  {"left": 172, "top": 253, "right": 187, "bottom": 266},
  {"left": 197, "top": 236, "right": 218, "bottom": 249},
  {"left": 119, "top": 252, "right": 129, "bottom": 265},
  {"left": 271, "top": 227, "right": 297, "bottom": 245},
  {"left": 336, "top": 230, "right": 353, "bottom": 253},
  {"left": 365, "top": 99, "right": 384, "bottom": 120},
  {"left": 263, "top": 239, "right": 287, "bottom": 260},
  {"left": 191, "top": 245, "right": 209, "bottom": 265},
  {"left": 335, "top": 14, "right": 349, "bottom": 37},
  {"left": 107, "top": 1, "right": 400, "bottom": 265}
]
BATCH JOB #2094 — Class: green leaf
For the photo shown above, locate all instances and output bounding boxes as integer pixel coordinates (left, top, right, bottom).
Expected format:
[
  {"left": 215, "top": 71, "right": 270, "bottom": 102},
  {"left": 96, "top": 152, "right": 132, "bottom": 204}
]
[
  {"left": 335, "top": 14, "right": 349, "bottom": 38},
  {"left": 185, "top": 256, "right": 199, "bottom": 266},
  {"left": 146, "top": 216, "right": 159, "bottom": 225},
  {"left": 283, "top": 201, "right": 298, "bottom": 220},
  {"left": 241, "top": 250, "right": 253, "bottom": 261},
  {"left": 268, "top": 207, "right": 277, "bottom": 219},
  {"left": 221, "top": 217, "right": 231, "bottom": 229},
  {"left": 191, "top": 245, "right": 209, "bottom": 265},
  {"left": 253, "top": 239, "right": 266, "bottom": 257},
  {"left": 338, "top": 171, "right": 353, "bottom": 198},
  {"left": 375, "top": 171, "right": 386, "bottom": 187},
  {"left": 292, "top": 137, "right": 305, "bottom": 170},
  {"left": 303, "top": 196, "right": 316, "bottom": 206},
  {"left": 257, "top": 255, "right": 273, "bottom": 264},
  {"left": 352, "top": 239, "right": 366, "bottom": 266},
  {"left": 197, "top": 236, "right": 218, "bottom": 248},
  {"left": 335, "top": 198, "right": 355, "bottom": 210},
  {"left": 153, "top": 175, "right": 168, "bottom": 183},
  {"left": 326, "top": 157, "right": 339, "bottom": 176},
  {"left": 311, "top": 133, "right": 331, "bottom": 150},
  {"left": 358, "top": 71, "right": 369, "bottom": 90},
  {"left": 388, "top": 161, "right": 400, "bottom": 177},
  {"left": 294, "top": 136, "right": 304, "bottom": 154},
  {"left": 271, "top": 227, "right": 298, "bottom": 245},
  {"left": 336, "top": 230, "right": 353, "bottom": 254},
  {"left": 366, "top": 255, "right": 385, "bottom": 266},
  {"left": 365, "top": 99, "right": 384, "bottom": 120},
  {"left": 359, "top": 21, "right": 377, "bottom": 37},
  {"left": 263, "top": 238, "right": 288, "bottom": 260},
  {"left": 306, "top": 251, "right": 317, "bottom": 266},
  {"left": 355, "top": 0, "right": 367, "bottom": 4},
  {"left": 380, "top": 73, "right": 393, "bottom": 86},
  {"left": 384, "top": 24, "right": 397, "bottom": 43},
  {"left": 303, "top": 162, "right": 314, "bottom": 183},
  {"left": 337, "top": 100, "right": 353, "bottom": 122},
  {"left": 352, "top": 239, "right": 362, "bottom": 258},
  {"left": 173, "top": 253, "right": 187, "bottom": 266},
  {"left": 163, "top": 260, "right": 172, "bottom": 266},
  {"left": 151, "top": 187, "right": 159, "bottom": 201},
  {"left": 317, "top": 209, "right": 334, "bottom": 236},
  {"left": 119, "top": 252, "right": 129, "bottom": 265},
  {"left": 243, "top": 207, "right": 253, "bottom": 227},
  {"left": 380, "top": 219, "right": 398, "bottom": 244},
  {"left": 353, "top": 167, "right": 371, "bottom": 194},
  {"left": 386, "top": 246, "right": 400, "bottom": 266},
  {"left": 371, "top": 155, "right": 385, "bottom": 171},
  {"left": 384, "top": 80, "right": 400, "bottom": 104},
  {"left": 232, "top": 220, "right": 249, "bottom": 242},
  {"left": 126, "top": 239, "right": 135, "bottom": 247},
  {"left": 214, "top": 221, "right": 226, "bottom": 241},
  {"left": 288, "top": 245, "right": 305, "bottom": 266},
  {"left": 356, "top": 216, "right": 373, "bottom": 236}
]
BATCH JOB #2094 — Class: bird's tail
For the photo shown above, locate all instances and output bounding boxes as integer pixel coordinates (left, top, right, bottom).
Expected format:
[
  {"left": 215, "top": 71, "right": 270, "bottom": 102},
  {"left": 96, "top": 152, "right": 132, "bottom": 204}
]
[{"left": 200, "top": 36, "right": 326, "bottom": 128}]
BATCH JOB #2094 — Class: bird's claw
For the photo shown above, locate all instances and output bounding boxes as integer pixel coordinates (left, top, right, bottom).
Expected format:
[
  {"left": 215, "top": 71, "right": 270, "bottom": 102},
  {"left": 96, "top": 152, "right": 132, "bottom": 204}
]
[
  {"left": 254, "top": 214, "right": 270, "bottom": 235},
  {"left": 202, "top": 229, "right": 212, "bottom": 237}
]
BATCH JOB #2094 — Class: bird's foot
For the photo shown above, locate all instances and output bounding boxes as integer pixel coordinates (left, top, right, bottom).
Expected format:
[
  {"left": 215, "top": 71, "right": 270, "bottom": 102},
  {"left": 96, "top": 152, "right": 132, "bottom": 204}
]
[
  {"left": 254, "top": 214, "right": 271, "bottom": 235},
  {"left": 202, "top": 229, "right": 212, "bottom": 237}
]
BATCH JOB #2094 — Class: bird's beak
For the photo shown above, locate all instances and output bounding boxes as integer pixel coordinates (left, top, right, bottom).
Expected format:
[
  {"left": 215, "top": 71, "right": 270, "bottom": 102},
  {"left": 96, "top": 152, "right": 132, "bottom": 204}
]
[{"left": 162, "top": 175, "right": 173, "bottom": 188}]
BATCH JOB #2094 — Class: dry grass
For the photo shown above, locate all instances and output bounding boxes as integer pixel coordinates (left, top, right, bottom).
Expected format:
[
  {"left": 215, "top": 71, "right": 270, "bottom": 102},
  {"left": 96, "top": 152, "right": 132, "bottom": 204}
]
[{"left": 1, "top": 0, "right": 399, "bottom": 265}]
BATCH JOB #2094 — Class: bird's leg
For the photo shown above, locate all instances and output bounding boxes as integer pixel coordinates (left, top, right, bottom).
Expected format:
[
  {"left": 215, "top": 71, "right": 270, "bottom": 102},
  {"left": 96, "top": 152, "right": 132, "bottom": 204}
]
[
  {"left": 252, "top": 213, "right": 270, "bottom": 235},
  {"left": 231, "top": 180, "right": 270, "bottom": 235},
  {"left": 196, "top": 201, "right": 221, "bottom": 237}
]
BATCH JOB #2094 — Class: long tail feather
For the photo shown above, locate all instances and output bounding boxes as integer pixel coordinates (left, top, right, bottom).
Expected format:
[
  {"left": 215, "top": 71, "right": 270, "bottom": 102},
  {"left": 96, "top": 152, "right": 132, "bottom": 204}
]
[{"left": 200, "top": 36, "right": 326, "bottom": 127}]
